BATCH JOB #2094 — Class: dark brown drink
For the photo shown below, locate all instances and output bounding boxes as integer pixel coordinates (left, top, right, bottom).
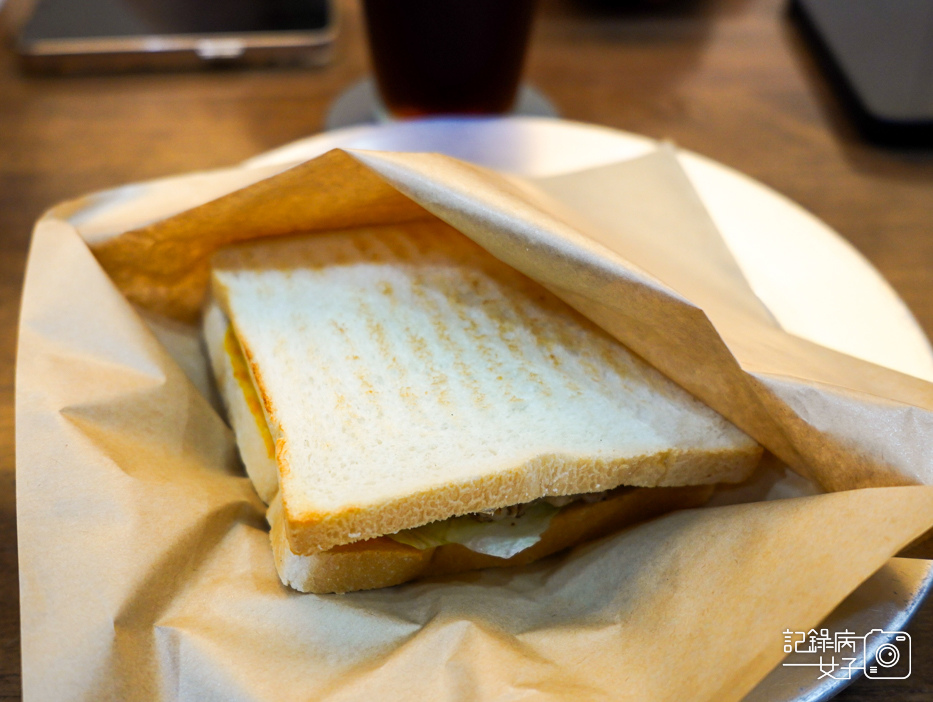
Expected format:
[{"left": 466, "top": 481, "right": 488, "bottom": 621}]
[{"left": 362, "top": 0, "right": 537, "bottom": 118}]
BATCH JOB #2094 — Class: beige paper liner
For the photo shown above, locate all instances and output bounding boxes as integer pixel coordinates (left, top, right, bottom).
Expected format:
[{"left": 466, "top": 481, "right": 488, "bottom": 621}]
[{"left": 16, "top": 145, "right": 933, "bottom": 701}]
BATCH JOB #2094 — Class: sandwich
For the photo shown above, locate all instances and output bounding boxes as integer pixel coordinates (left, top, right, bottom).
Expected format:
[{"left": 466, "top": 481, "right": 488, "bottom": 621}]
[{"left": 203, "top": 219, "right": 762, "bottom": 593}]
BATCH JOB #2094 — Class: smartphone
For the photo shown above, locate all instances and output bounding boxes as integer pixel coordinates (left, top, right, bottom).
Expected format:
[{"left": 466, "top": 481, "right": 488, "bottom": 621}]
[
  {"left": 791, "top": 0, "right": 933, "bottom": 146},
  {"left": 16, "top": 0, "right": 336, "bottom": 73}
]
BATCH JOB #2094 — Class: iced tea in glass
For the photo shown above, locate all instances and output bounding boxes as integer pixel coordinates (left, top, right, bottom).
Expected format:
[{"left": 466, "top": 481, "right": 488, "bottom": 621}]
[{"left": 362, "top": 0, "right": 537, "bottom": 118}]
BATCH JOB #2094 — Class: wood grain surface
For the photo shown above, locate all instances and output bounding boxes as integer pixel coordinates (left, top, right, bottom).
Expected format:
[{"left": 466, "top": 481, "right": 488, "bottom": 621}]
[{"left": 1, "top": 0, "right": 931, "bottom": 699}]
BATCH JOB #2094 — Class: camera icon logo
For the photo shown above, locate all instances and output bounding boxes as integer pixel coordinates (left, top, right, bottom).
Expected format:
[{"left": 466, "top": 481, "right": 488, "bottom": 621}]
[{"left": 863, "top": 629, "right": 911, "bottom": 680}]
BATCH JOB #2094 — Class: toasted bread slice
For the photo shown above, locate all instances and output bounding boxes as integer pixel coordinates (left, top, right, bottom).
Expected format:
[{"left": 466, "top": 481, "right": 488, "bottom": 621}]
[
  {"left": 207, "top": 220, "right": 761, "bottom": 557},
  {"left": 269, "top": 484, "right": 714, "bottom": 593}
]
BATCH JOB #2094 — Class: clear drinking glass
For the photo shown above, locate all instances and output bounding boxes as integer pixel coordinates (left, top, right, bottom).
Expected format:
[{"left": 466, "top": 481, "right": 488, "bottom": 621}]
[{"left": 361, "top": 0, "right": 538, "bottom": 119}]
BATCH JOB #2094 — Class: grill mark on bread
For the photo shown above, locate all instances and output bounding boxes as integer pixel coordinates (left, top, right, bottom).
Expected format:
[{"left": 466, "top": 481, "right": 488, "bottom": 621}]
[
  {"left": 361, "top": 233, "right": 426, "bottom": 410},
  {"left": 433, "top": 269, "right": 523, "bottom": 406},
  {"left": 365, "top": 231, "right": 455, "bottom": 411},
  {"left": 462, "top": 256, "right": 635, "bottom": 395},
  {"left": 328, "top": 319, "right": 375, "bottom": 436},
  {"left": 503, "top": 283, "right": 588, "bottom": 392},
  {"left": 486, "top": 288, "right": 552, "bottom": 397},
  {"left": 400, "top": 323, "right": 452, "bottom": 408},
  {"left": 462, "top": 271, "right": 555, "bottom": 399},
  {"left": 358, "top": 293, "right": 429, "bottom": 418},
  {"left": 408, "top": 270, "right": 491, "bottom": 411},
  {"left": 210, "top": 221, "right": 762, "bottom": 553},
  {"left": 434, "top": 247, "right": 585, "bottom": 399}
]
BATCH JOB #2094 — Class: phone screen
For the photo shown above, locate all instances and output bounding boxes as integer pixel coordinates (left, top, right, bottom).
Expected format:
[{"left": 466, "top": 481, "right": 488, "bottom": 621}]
[{"left": 21, "top": 0, "right": 331, "bottom": 41}]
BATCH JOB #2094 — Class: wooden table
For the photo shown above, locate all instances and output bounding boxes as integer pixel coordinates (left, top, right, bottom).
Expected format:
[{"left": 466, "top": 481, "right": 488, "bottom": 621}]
[{"left": 1, "top": 0, "right": 931, "bottom": 699}]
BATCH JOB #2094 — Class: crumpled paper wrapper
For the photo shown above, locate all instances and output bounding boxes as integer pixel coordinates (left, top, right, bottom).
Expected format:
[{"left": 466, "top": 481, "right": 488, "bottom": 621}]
[{"left": 16, "top": 144, "right": 933, "bottom": 702}]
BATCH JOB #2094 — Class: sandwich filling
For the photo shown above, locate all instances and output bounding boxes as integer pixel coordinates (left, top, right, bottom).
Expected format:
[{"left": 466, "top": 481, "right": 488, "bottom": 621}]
[{"left": 385, "top": 488, "right": 624, "bottom": 558}]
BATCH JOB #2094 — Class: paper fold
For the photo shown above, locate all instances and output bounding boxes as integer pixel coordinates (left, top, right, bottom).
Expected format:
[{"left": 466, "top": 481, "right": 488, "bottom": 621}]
[
  {"left": 16, "top": 143, "right": 933, "bottom": 701},
  {"left": 86, "top": 146, "right": 933, "bottom": 491}
]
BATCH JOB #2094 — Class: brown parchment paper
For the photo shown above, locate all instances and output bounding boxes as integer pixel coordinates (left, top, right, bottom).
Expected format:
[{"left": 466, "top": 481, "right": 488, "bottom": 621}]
[{"left": 16, "top": 145, "right": 933, "bottom": 702}]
